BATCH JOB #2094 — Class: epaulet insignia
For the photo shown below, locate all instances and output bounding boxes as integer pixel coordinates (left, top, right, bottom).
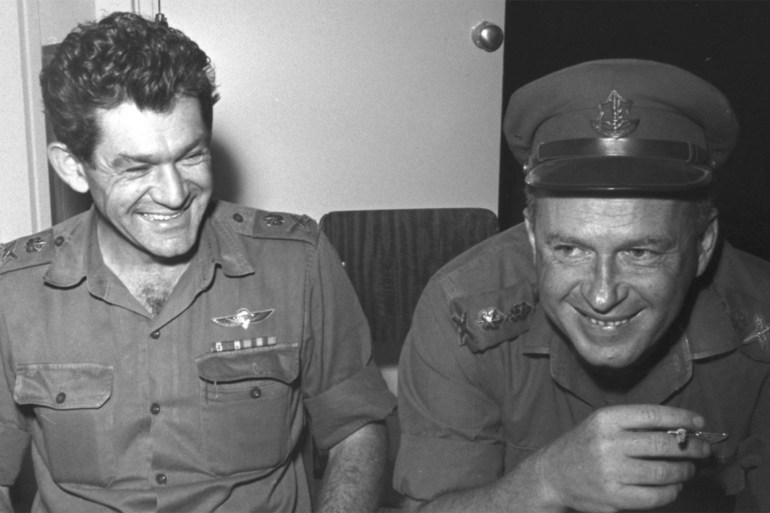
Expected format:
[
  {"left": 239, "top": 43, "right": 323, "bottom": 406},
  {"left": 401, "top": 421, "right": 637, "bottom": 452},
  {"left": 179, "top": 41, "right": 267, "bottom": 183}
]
[
  {"left": 253, "top": 211, "right": 318, "bottom": 244},
  {"left": 450, "top": 283, "right": 536, "bottom": 353},
  {"left": 0, "top": 230, "right": 55, "bottom": 275},
  {"left": 739, "top": 313, "right": 770, "bottom": 363},
  {"left": 212, "top": 202, "right": 318, "bottom": 245},
  {"left": 723, "top": 288, "right": 770, "bottom": 363}
]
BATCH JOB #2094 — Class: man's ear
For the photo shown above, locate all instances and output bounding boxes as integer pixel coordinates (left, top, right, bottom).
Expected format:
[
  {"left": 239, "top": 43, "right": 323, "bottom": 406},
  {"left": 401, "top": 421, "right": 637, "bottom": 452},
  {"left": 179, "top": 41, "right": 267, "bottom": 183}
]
[
  {"left": 696, "top": 214, "right": 719, "bottom": 277},
  {"left": 47, "top": 142, "right": 90, "bottom": 194}
]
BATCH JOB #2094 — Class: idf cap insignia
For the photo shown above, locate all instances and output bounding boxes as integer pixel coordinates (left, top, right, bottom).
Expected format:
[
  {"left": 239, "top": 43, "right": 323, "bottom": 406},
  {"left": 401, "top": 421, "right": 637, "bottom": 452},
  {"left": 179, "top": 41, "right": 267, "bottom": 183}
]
[
  {"left": 212, "top": 307, "right": 274, "bottom": 330},
  {"left": 591, "top": 90, "right": 639, "bottom": 138}
]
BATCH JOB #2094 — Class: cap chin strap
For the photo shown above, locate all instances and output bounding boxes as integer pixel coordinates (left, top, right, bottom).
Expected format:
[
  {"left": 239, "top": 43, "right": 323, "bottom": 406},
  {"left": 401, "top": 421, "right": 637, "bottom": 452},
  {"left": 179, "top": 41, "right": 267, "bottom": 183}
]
[{"left": 531, "top": 138, "right": 710, "bottom": 168}]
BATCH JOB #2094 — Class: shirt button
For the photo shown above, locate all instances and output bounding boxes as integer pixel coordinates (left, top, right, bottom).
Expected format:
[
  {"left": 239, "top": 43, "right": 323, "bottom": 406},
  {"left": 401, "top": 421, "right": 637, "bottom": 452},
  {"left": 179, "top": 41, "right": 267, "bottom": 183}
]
[
  {"left": 55, "top": 392, "right": 66, "bottom": 404},
  {"left": 249, "top": 386, "right": 262, "bottom": 399},
  {"left": 150, "top": 330, "right": 160, "bottom": 339},
  {"left": 150, "top": 403, "right": 161, "bottom": 415},
  {"left": 155, "top": 473, "right": 167, "bottom": 485}
]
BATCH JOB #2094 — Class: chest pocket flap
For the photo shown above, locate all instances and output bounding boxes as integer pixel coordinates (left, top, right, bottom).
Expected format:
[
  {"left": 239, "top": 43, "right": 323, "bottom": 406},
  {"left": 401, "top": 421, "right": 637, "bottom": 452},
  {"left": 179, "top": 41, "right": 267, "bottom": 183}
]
[
  {"left": 195, "top": 344, "right": 299, "bottom": 384},
  {"left": 14, "top": 363, "right": 113, "bottom": 409}
]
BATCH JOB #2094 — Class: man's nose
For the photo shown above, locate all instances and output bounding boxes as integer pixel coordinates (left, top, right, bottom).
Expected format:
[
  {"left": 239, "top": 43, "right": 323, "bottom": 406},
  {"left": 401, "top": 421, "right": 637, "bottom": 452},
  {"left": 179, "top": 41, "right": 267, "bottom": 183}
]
[
  {"left": 151, "top": 164, "right": 187, "bottom": 207},
  {"left": 582, "top": 257, "right": 627, "bottom": 312}
]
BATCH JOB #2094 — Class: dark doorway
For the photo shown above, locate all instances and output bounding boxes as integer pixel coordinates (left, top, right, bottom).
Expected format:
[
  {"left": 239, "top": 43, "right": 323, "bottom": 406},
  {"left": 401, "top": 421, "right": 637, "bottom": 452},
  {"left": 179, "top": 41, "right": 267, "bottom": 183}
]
[{"left": 499, "top": 1, "right": 770, "bottom": 261}]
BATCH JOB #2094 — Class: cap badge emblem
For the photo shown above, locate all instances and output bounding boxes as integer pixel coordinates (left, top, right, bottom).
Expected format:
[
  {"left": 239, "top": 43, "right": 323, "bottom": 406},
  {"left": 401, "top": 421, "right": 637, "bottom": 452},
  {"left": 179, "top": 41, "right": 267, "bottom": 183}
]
[
  {"left": 212, "top": 307, "right": 275, "bottom": 330},
  {"left": 591, "top": 90, "right": 639, "bottom": 138}
]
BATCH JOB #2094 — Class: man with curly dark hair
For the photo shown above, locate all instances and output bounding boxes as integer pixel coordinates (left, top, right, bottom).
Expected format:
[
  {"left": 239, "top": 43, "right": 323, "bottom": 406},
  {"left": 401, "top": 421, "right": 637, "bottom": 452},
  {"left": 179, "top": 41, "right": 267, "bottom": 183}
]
[{"left": 0, "top": 12, "right": 395, "bottom": 513}]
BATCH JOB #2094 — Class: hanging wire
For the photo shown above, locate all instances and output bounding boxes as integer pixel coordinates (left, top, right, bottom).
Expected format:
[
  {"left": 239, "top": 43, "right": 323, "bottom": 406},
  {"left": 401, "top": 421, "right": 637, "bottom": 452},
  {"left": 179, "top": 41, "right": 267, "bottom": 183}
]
[{"left": 154, "top": 0, "right": 167, "bottom": 26}]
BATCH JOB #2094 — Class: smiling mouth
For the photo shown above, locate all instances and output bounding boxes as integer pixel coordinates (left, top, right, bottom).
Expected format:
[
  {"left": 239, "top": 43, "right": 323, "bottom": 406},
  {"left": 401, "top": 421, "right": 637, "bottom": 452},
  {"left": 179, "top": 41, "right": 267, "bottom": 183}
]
[
  {"left": 140, "top": 210, "right": 185, "bottom": 222},
  {"left": 580, "top": 311, "right": 638, "bottom": 329}
]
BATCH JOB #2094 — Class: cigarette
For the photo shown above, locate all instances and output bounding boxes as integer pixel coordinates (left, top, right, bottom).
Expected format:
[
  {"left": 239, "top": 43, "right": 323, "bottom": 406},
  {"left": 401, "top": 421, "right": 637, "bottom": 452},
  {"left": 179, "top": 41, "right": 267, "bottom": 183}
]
[{"left": 667, "top": 428, "right": 728, "bottom": 445}]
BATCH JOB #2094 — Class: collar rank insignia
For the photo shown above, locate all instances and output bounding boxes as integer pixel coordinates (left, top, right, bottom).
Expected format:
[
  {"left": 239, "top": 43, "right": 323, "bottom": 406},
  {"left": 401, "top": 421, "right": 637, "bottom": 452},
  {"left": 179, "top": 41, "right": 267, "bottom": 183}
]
[
  {"left": 591, "top": 90, "right": 639, "bottom": 139},
  {"left": 0, "top": 241, "right": 18, "bottom": 267},
  {"left": 742, "top": 313, "right": 770, "bottom": 351},
  {"left": 212, "top": 307, "right": 274, "bottom": 330},
  {"left": 290, "top": 214, "right": 312, "bottom": 233}
]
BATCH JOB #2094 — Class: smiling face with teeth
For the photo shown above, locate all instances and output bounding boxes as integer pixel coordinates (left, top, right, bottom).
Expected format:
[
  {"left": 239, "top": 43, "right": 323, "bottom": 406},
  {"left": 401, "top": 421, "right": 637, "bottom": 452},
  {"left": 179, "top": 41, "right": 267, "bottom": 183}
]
[
  {"left": 67, "top": 96, "right": 213, "bottom": 266},
  {"left": 525, "top": 194, "right": 718, "bottom": 369}
]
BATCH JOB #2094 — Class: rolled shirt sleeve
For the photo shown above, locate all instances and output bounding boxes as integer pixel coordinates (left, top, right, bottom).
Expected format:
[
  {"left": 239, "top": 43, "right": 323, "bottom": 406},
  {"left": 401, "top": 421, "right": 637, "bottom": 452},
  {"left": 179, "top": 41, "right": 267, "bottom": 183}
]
[
  {"left": 394, "top": 279, "right": 504, "bottom": 501},
  {"left": 301, "top": 232, "right": 396, "bottom": 450}
]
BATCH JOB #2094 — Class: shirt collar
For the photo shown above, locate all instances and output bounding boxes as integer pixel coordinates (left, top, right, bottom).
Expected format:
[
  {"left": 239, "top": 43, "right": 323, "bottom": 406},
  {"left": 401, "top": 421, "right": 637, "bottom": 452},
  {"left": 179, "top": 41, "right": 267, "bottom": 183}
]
[
  {"left": 522, "top": 281, "right": 739, "bottom": 360},
  {"left": 43, "top": 204, "right": 255, "bottom": 291},
  {"left": 521, "top": 282, "right": 739, "bottom": 407}
]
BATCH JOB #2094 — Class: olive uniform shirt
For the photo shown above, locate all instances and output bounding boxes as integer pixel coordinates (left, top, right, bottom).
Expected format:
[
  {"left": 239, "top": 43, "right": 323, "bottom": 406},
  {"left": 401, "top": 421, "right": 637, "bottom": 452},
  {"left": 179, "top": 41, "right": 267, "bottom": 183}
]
[
  {"left": 0, "top": 200, "right": 395, "bottom": 513},
  {"left": 395, "top": 223, "right": 770, "bottom": 512}
]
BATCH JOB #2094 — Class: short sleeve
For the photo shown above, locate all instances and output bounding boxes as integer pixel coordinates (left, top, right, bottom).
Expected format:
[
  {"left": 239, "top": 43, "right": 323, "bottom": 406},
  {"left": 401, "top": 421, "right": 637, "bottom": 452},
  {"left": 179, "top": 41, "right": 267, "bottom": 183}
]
[
  {"left": 0, "top": 307, "right": 31, "bottom": 485},
  {"left": 394, "top": 278, "right": 504, "bottom": 501},
  {"left": 301, "top": 233, "right": 396, "bottom": 450}
]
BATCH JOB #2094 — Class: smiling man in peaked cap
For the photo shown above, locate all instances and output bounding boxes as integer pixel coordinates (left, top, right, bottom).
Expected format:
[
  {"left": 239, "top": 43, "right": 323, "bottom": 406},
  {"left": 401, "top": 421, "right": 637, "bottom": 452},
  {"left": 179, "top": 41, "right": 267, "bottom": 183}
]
[{"left": 394, "top": 59, "right": 770, "bottom": 512}]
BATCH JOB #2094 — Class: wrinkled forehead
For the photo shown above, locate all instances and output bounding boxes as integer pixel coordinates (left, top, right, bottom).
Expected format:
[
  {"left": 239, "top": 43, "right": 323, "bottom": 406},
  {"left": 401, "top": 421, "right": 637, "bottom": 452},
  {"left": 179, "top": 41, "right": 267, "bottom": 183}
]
[{"left": 529, "top": 193, "right": 700, "bottom": 239}]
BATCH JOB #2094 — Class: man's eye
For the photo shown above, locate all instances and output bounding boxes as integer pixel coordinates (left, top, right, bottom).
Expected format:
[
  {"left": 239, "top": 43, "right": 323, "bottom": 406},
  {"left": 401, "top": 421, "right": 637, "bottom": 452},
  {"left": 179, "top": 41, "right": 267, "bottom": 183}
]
[
  {"left": 553, "top": 245, "right": 585, "bottom": 259},
  {"left": 624, "top": 248, "right": 659, "bottom": 261},
  {"left": 182, "top": 151, "right": 209, "bottom": 165},
  {"left": 124, "top": 166, "right": 150, "bottom": 174}
]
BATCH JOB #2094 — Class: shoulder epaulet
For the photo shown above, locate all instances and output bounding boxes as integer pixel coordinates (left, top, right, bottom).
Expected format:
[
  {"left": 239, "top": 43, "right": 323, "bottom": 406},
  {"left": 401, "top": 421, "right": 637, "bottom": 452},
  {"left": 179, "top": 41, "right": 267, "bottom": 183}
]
[
  {"left": 0, "top": 229, "right": 56, "bottom": 276},
  {"left": 449, "top": 282, "right": 537, "bottom": 354},
  {"left": 212, "top": 202, "right": 319, "bottom": 245}
]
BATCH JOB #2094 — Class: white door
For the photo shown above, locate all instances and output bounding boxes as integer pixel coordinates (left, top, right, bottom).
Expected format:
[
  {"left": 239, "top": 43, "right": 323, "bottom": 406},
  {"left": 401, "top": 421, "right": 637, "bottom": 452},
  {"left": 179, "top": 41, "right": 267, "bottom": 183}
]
[{"left": 157, "top": 0, "right": 506, "bottom": 220}]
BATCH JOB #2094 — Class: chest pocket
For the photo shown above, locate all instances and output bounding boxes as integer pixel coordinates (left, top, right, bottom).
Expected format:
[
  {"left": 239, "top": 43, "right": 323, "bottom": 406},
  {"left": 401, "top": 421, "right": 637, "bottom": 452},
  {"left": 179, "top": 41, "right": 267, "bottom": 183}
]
[
  {"left": 195, "top": 344, "right": 300, "bottom": 475},
  {"left": 13, "top": 363, "right": 115, "bottom": 486}
]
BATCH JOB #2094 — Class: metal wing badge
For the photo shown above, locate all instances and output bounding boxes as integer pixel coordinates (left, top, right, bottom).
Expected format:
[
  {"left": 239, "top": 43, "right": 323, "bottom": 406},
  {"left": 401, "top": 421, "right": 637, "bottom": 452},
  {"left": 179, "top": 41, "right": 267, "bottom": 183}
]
[{"left": 211, "top": 307, "right": 274, "bottom": 330}]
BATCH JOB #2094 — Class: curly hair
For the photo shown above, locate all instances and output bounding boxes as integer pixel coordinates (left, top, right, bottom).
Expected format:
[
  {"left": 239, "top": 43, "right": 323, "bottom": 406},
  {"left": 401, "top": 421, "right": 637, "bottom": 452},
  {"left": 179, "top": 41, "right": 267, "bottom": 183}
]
[{"left": 40, "top": 11, "right": 219, "bottom": 164}]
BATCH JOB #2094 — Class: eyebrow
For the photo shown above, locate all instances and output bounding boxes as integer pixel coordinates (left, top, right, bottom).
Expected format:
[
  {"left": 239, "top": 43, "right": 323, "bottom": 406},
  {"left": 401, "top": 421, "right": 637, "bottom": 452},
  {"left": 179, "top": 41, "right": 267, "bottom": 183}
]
[
  {"left": 110, "top": 137, "right": 208, "bottom": 168},
  {"left": 543, "top": 232, "right": 673, "bottom": 248}
]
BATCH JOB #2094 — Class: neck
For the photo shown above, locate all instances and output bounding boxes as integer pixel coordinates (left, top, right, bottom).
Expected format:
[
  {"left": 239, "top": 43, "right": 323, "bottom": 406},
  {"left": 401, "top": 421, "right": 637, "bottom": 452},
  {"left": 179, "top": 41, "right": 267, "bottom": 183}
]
[{"left": 97, "top": 226, "right": 193, "bottom": 316}]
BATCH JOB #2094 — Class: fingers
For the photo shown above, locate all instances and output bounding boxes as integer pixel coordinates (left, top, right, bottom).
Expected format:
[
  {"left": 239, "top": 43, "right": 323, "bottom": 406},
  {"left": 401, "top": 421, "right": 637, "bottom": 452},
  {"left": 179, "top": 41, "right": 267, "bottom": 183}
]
[
  {"left": 623, "top": 430, "right": 711, "bottom": 460},
  {"left": 615, "top": 483, "right": 684, "bottom": 511},
  {"left": 603, "top": 404, "right": 705, "bottom": 432},
  {"left": 616, "top": 457, "right": 697, "bottom": 486}
]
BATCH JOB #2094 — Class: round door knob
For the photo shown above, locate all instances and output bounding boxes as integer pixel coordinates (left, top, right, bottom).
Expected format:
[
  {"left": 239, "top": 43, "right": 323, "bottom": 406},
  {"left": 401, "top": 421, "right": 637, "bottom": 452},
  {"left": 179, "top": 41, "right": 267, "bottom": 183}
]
[{"left": 472, "top": 21, "right": 504, "bottom": 52}]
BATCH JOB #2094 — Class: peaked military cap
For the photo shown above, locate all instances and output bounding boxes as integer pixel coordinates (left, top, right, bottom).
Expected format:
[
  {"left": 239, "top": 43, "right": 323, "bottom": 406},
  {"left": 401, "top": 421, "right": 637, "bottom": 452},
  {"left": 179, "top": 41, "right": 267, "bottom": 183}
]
[{"left": 504, "top": 59, "right": 739, "bottom": 191}]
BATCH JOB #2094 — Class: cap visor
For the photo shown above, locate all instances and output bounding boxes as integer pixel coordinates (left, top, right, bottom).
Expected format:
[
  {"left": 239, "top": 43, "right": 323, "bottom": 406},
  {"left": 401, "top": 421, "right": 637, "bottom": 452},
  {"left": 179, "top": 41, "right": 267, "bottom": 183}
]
[{"left": 526, "top": 157, "right": 712, "bottom": 192}]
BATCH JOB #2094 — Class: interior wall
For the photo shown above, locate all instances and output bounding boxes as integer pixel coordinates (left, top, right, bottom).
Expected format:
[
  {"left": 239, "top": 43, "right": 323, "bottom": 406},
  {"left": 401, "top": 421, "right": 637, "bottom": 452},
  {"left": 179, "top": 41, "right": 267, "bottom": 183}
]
[
  {"left": 160, "top": 0, "right": 504, "bottom": 222},
  {"left": 0, "top": 1, "right": 37, "bottom": 242}
]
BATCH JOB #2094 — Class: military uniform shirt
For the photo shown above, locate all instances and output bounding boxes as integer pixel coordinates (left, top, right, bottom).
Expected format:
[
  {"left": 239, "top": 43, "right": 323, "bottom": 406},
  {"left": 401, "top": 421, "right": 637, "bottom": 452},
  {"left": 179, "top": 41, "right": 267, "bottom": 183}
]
[
  {"left": 394, "top": 223, "right": 770, "bottom": 512},
  {"left": 0, "top": 201, "right": 396, "bottom": 512}
]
